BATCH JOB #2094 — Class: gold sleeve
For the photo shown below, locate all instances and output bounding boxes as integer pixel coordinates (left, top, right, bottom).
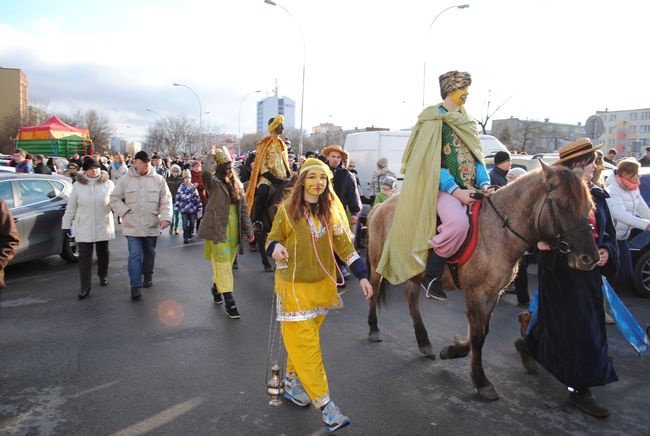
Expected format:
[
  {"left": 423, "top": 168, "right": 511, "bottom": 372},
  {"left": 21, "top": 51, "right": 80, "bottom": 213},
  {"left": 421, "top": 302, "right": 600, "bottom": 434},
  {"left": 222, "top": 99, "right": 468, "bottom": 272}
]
[
  {"left": 331, "top": 220, "right": 359, "bottom": 266},
  {"left": 266, "top": 204, "right": 289, "bottom": 250}
]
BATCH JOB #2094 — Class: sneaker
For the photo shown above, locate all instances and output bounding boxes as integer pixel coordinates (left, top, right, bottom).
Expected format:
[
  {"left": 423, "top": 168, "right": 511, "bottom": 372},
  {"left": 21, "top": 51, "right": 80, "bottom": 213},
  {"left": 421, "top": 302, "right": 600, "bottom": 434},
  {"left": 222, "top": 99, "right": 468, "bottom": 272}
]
[
  {"left": 421, "top": 276, "right": 447, "bottom": 301},
  {"left": 514, "top": 338, "right": 538, "bottom": 374},
  {"left": 143, "top": 273, "right": 153, "bottom": 288},
  {"left": 264, "top": 264, "right": 274, "bottom": 273},
  {"left": 174, "top": 229, "right": 180, "bottom": 235},
  {"left": 569, "top": 389, "right": 610, "bottom": 418},
  {"left": 211, "top": 284, "right": 223, "bottom": 304},
  {"left": 224, "top": 293, "right": 240, "bottom": 319},
  {"left": 283, "top": 376, "right": 311, "bottom": 407},
  {"left": 99, "top": 276, "right": 108, "bottom": 286},
  {"left": 322, "top": 401, "right": 350, "bottom": 433}
]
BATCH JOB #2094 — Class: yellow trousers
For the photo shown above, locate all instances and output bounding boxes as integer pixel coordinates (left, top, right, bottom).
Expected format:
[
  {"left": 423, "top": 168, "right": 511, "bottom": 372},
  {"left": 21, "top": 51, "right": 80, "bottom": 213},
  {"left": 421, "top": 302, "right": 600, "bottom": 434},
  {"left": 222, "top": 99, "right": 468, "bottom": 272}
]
[
  {"left": 281, "top": 316, "right": 330, "bottom": 408},
  {"left": 209, "top": 256, "right": 235, "bottom": 293}
]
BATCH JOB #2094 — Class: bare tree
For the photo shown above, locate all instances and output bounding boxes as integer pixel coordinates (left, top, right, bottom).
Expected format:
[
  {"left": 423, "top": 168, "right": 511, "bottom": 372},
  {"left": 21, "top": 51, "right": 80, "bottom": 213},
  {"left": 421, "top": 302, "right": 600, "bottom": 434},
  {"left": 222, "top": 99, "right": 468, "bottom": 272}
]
[
  {"left": 144, "top": 114, "right": 199, "bottom": 156},
  {"left": 475, "top": 90, "right": 510, "bottom": 135},
  {"left": 60, "top": 109, "right": 115, "bottom": 154}
]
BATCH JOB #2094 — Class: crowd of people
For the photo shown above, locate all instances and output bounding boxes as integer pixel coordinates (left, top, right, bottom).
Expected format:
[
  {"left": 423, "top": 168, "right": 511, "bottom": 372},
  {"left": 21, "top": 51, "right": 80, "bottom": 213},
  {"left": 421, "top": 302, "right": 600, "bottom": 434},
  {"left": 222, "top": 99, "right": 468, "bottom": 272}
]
[{"left": 3, "top": 71, "right": 650, "bottom": 432}]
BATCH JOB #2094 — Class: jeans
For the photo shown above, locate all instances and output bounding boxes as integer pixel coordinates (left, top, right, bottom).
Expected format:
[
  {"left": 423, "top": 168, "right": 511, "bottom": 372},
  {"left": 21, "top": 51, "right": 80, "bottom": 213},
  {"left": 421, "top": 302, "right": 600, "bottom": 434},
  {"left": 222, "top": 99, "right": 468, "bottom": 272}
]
[
  {"left": 78, "top": 241, "right": 109, "bottom": 290},
  {"left": 171, "top": 209, "right": 181, "bottom": 232},
  {"left": 181, "top": 212, "right": 196, "bottom": 240},
  {"left": 126, "top": 236, "right": 157, "bottom": 288}
]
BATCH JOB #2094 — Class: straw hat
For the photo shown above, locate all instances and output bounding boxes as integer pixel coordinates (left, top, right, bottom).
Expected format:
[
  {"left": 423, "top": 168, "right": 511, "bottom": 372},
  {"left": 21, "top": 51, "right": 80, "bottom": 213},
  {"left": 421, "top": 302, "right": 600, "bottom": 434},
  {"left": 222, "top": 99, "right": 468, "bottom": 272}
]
[
  {"left": 322, "top": 144, "right": 348, "bottom": 160},
  {"left": 553, "top": 138, "right": 604, "bottom": 166}
]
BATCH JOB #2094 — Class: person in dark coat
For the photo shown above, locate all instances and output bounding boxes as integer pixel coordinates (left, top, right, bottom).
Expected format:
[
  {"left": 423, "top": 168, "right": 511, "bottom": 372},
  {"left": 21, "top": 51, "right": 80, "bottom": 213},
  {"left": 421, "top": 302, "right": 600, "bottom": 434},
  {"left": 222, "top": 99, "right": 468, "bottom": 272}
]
[
  {"left": 515, "top": 139, "right": 618, "bottom": 418},
  {"left": 33, "top": 154, "right": 52, "bottom": 174},
  {"left": 638, "top": 146, "right": 650, "bottom": 167},
  {"left": 0, "top": 199, "right": 20, "bottom": 289},
  {"left": 489, "top": 151, "right": 510, "bottom": 187}
]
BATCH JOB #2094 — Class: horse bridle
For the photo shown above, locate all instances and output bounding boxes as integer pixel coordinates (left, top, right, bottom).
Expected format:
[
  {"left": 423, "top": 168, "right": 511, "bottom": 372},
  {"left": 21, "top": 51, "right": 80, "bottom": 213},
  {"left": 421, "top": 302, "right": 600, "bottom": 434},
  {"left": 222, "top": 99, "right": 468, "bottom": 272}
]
[
  {"left": 485, "top": 186, "right": 593, "bottom": 254},
  {"left": 533, "top": 186, "right": 593, "bottom": 254}
]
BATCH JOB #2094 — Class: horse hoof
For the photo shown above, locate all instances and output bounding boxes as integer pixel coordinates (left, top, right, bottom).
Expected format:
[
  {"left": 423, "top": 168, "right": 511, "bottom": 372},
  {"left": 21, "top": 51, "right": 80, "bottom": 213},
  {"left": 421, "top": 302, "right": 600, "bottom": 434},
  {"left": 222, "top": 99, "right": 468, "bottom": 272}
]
[
  {"left": 369, "top": 331, "right": 382, "bottom": 342},
  {"left": 419, "top": 344, "right": 435, "bottom": 358},
  {"left": 439, "top": 346, "right": 453, "bottom": 360},
  {"left": 477, "top": 385, "right": 499, "bottom": 401}
]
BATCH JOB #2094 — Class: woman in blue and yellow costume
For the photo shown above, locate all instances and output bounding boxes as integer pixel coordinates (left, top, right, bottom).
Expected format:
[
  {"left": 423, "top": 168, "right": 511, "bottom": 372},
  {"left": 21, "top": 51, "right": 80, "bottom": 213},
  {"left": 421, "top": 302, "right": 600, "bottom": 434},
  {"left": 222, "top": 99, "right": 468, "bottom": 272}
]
[
  {"left": 198, "top": 146, "right": 255, "bottom": 319},
  {"left": 265, "top": 157, "right": 373, "bottom": 433}
]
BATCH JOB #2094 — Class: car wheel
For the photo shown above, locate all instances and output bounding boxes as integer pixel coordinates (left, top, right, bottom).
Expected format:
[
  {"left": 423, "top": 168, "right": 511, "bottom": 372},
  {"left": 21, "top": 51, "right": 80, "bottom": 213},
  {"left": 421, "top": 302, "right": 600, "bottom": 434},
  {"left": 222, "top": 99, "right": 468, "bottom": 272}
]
[
  {"left": 632, "top": 250, "right": 650, "bottom": 298},
  {"left": 60, "top": 233, "right": 79, "bottom": 263}
]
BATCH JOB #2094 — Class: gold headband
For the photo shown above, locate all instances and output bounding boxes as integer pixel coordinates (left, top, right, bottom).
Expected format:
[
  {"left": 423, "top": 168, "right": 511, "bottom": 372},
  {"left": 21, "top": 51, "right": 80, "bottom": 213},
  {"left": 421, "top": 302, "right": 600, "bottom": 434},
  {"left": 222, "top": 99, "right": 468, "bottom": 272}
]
[{"left": 268, "top": 115, "right": 285, "bottom": 134}]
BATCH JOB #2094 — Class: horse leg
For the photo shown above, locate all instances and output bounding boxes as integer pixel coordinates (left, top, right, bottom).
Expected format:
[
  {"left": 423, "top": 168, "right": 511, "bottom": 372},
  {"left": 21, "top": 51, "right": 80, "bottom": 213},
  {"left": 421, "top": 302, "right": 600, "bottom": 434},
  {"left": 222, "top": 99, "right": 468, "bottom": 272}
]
[
  {"left": 256, "top": 231, "right": 271, "bottom": 268},
  {"left": 439, "top": 328, "right": 470, "bottom": 360},
  {"left": 406, "top": 279, "right": 434, "bottom": 358},
  {"left": 466, "top": 294, "right": 500, "bottom": 401},
  {"left": 368, "top": 272, "right": 382, "bottom": 342}
]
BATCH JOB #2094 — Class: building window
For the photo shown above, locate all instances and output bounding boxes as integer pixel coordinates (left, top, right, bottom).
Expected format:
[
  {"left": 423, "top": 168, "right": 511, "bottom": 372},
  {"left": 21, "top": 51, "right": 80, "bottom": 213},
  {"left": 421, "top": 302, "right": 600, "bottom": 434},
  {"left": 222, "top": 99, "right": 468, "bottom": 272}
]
[
  {"left": 631, "top": 112, "right": 638, "bottom": 120},
  {"left": 610, "top": 114, "right": 617, "bottom": 121}
]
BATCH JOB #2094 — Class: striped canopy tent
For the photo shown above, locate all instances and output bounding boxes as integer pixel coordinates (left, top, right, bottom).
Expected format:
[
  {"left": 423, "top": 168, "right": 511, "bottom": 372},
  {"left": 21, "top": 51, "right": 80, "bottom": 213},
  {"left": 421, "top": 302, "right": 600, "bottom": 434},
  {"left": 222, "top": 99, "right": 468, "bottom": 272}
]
[
  {"left": 18, "top": 115, "right": 90, "bottom": 141},
  {"left": 16, "top": 116, "right": 93, "bottom": 156}
]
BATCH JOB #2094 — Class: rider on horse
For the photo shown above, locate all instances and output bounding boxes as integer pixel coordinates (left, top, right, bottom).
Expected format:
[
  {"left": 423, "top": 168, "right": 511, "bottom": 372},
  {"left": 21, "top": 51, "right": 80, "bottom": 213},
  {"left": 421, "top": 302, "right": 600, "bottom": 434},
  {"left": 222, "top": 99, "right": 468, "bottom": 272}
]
[
  {"left": 245, "top": 115, "right": 292, "bottom": 234},
  {"left": 377, "top": 71, "right": 493, "bottom": 299}
]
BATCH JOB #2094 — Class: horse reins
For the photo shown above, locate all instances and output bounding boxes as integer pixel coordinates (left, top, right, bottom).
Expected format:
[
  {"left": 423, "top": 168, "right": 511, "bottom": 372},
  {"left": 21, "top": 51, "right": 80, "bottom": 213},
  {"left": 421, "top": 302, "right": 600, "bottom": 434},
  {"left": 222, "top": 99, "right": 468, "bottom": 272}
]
[{"left": 485, "top": 186, "right": 593, "bottom": 254}]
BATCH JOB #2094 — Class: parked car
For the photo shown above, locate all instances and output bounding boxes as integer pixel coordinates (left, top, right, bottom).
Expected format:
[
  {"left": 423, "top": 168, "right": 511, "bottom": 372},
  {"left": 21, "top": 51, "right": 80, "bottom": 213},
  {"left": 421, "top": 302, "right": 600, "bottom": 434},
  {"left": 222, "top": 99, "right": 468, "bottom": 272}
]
[
  {"left": 0, "top": 173, "right": 78, "bottom": 264},
  {"left": 484, "top": 153, "right": 615, "bottom": 173}
]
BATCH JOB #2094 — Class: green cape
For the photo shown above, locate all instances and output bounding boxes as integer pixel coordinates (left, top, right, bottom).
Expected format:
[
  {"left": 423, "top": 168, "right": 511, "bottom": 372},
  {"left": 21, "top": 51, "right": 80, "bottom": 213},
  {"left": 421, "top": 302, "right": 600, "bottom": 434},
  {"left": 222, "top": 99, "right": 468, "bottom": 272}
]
[{"left": 376, "top": 104, "right": 484, "bottom": 285}]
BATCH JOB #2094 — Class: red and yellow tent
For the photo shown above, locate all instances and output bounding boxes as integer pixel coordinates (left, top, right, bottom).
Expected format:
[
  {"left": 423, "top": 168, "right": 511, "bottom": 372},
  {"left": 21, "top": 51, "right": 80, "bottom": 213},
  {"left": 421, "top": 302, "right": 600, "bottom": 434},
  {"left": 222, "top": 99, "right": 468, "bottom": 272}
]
[{"left": 16, "top": 116, "right": 93, "bottom": 156}]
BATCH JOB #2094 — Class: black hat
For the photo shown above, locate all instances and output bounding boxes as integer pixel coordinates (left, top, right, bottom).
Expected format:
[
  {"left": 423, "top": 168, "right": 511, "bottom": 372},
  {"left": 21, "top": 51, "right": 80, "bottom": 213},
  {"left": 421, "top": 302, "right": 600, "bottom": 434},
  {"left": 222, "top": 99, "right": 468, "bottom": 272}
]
[
  {"left": 494, "top": 151, "right": 511, "bottom": 165},
  {"left": 81, "top": 156, "right": 100, "bottom": 171},
  {"left": 134, "top": 150, "right": 151, "bottom": 162}
]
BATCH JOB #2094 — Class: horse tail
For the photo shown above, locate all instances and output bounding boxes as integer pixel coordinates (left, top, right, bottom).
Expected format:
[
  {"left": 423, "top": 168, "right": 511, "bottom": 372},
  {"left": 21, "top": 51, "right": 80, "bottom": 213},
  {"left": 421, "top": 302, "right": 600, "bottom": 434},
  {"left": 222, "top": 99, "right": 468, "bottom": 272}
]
[{"left": 374, "top": 276, "right": 392, "bottom": 308}]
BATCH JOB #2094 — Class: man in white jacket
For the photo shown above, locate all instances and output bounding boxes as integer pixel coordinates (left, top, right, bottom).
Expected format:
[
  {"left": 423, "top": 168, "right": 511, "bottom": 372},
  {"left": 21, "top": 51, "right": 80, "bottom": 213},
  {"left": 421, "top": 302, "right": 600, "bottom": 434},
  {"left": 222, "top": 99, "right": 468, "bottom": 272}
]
[{"left": 110, "top": 151, "right": 172, "bottom": 300}]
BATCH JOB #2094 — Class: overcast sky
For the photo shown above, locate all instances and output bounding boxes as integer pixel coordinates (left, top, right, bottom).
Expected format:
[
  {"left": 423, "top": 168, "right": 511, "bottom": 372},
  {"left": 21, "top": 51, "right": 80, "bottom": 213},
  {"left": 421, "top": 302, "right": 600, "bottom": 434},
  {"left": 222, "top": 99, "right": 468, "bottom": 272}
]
[{"left": 1, "top": 0, "right": 648, "bottom": 142}]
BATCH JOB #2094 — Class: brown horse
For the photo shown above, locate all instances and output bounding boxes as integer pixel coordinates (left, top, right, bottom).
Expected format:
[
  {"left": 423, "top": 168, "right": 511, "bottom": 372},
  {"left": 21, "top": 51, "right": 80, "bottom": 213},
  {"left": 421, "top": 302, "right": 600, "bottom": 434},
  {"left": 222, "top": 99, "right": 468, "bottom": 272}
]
[{"left": 366, "top": 161, "right": 599, "bottom": 400}]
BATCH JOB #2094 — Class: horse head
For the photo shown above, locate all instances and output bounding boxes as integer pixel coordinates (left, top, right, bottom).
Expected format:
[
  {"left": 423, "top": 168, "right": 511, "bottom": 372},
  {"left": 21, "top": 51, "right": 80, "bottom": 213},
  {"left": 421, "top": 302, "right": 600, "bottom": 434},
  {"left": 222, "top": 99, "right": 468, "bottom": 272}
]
[{"left": 538, "top": 159, "right": 600, "bottom": 271}]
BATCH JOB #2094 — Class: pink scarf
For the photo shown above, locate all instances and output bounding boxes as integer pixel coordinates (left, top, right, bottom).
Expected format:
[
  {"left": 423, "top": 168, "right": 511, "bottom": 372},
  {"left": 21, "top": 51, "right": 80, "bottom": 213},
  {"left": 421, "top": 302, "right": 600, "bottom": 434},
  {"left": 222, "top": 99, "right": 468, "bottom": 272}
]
[{"left": 616, "top": 175, "right": 640, "bottom": 191}]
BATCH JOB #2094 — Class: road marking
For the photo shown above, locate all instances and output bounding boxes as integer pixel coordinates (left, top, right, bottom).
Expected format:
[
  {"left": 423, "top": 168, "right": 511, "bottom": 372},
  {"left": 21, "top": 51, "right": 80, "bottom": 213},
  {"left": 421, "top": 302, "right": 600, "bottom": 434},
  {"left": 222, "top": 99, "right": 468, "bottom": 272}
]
[
  {"left": 1, "top": 297, "right": 51, "bottom": 308},
  {"left": 67, "top": 381, "right": 118, "bottom": 399},
  {"left": 110, "top": 397, "right": 204, "bottom": 436}
]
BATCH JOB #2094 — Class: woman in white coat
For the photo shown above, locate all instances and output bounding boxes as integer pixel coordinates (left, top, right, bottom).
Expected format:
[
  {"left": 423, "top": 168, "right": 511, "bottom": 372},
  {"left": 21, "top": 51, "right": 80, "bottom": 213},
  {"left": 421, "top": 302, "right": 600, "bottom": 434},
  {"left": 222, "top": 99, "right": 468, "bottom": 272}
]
[
  {"left": 606, "top": 158, "right": 650, "bottom": 292},
  {"left": 62, "top": 157, "right": 116, "bottom": 299}
]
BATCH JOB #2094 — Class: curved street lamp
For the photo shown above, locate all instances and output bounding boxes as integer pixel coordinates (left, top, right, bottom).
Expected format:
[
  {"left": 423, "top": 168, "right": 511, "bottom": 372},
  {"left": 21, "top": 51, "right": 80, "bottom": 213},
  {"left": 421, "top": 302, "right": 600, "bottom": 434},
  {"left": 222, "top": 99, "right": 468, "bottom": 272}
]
[
  {"left": 422, "top": 4, "right": 469, "bottom": 107},
  {"left": 146, "top": 108, "right": 162, "bottom": 118},
  {"left": 238, "top": 90, "right": 262, "bottom": 156},
  {"left": 173, "top": 83, "right": 203, "bottom": 153},
  {"left": 264, "top": 0, "right": 306, "bottom": 156}
]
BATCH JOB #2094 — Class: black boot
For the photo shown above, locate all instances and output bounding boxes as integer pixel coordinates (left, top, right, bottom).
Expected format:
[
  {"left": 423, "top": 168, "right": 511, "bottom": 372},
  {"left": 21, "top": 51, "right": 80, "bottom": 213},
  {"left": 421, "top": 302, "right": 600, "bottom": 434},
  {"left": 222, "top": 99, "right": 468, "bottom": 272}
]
[
  {"left": 223, "top": 292, "right": 240, "bottom": 319},
  {"left": 422, "top": 251, "right": 447, "bottom": 300},
  {"left": 78, "top": 288, "right": 91, "bottom": 299},
  {"left": 569, "top": 388, "right": 610, "bottom": 418},
  {"left": 131, "top": 287, "right": 142, "bottom": 300},
  {"left": 143, "top": 273, "right": 153, "bottom": 288},
  {"left": 211, "top": 283, "right": 223, "bottom": 304},
  {"left": 514, "top": 338, "right": 538, "bottom": 374}
]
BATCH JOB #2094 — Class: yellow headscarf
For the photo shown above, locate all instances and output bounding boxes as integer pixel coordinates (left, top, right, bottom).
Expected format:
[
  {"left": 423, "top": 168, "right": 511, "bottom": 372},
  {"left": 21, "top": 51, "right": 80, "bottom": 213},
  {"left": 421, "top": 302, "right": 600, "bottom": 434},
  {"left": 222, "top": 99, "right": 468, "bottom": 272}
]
[
  {"left": 299, "top": 157, "right": 352, "bottom": 236},
  {"left": 268, "top": 115, "right": 285, "bottom": 134}
]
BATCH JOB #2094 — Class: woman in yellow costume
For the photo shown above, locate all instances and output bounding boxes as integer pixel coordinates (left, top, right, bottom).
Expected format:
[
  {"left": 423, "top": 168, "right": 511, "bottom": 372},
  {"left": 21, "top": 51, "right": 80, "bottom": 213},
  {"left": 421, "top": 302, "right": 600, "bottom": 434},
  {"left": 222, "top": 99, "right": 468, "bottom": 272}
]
[
  {"left": 266, "top": 157, "right": 373, "bottom": 433},
  {"left": 198, "top": 146, "right": 255, "bottom": 319}
]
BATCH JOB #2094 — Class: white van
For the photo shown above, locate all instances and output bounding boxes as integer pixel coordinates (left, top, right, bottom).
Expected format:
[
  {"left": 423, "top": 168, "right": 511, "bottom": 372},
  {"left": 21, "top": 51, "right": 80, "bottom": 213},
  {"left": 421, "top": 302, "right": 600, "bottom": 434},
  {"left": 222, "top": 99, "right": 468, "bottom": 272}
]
[{"left": 344, "top": 131, "right": 508, "bottom": 197}]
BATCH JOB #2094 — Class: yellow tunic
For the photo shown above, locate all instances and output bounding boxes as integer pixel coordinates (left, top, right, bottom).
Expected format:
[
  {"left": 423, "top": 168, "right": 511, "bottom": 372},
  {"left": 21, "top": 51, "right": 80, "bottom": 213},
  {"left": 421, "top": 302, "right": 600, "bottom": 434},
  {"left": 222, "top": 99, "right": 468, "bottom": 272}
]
[{"left": 267, "top": 203, "right": 359, "bottom": 322}]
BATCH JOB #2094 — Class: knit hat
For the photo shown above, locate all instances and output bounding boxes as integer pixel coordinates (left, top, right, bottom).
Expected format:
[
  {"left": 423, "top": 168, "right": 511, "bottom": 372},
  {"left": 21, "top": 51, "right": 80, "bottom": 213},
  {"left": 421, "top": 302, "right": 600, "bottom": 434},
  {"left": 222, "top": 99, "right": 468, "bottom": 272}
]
[
  {"left": 68, "top": 162, "right": 79, "bottom": 170},
  {"left": 377, "top": 157, "right": 388, "bottom": 168},
  {"left": 382, "top": 176, "right": 397, "bottom": 189},
  {"left": 181, "top": 169, "right": 192, "bottom": 179},
  {"left": 170, "top": 164, "right": 181, "bottom": 174},
  {"left": 299, "top": 157, "right": 333, "bottom": 179},
  {"left": 506, "top": 167, "right": 527, "bottom": 179},
  {"left": 82, "top": 156, "right": 100, "bottom": 171},
  {"left": 134, "top": 150, "right": 150, "bottom": 162},
  {"left": 494, "top": 151, "right": 511, "bottom": 165}
]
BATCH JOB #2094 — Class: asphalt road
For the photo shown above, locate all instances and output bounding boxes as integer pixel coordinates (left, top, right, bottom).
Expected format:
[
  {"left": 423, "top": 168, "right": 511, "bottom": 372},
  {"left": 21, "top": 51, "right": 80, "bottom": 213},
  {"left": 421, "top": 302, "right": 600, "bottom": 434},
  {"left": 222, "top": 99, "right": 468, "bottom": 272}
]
[{"left": 1, "top": 229, "right": 650, "bottom": 435}]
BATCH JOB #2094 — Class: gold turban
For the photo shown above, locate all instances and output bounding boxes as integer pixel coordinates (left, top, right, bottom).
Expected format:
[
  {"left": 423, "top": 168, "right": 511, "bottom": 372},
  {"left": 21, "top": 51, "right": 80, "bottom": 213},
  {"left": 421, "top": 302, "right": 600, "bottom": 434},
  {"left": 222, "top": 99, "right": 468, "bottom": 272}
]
[
  {"left": 213, "top": 146, "right": 232, "bottom": 166},
  {"left": 439, "top": 71, "right": 472, "bottom": 100},
  {"left": 268, "top": 115, "right": 285, "bottom": 134}
]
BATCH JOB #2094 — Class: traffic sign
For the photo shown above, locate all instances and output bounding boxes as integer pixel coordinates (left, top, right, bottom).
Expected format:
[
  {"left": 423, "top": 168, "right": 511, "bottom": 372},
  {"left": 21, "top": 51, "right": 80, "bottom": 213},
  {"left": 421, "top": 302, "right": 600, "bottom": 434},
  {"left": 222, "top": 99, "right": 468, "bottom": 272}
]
[{"left": 585, "top": 115, "right": 604, "bottom": 140}]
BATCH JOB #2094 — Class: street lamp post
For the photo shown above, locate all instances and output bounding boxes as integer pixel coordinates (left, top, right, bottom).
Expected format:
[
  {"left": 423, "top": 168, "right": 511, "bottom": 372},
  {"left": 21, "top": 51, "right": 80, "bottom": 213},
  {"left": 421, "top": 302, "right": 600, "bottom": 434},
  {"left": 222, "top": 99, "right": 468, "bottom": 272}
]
[
  {"left": 173, "top": 82, "right": 203, "bottom": 154},
  {"left": 238, "top": 90, "right": 262, "bottom": 156},
  {"left": 264, "top": 0, "right": 306, "bottom": 157},
  {"left": 146, "top": 108, "right": 162, "bottom": 118},
  {"left": 422, "top": 4, "right": 469, "bottom": 107}
]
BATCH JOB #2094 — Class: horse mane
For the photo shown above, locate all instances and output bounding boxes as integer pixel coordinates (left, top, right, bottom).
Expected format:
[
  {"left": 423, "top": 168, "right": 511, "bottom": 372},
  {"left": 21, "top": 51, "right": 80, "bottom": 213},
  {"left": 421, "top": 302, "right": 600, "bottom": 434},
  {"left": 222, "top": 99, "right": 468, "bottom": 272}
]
[{"left": 491, "top": 165, "right": 592, "bottom": 216}]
